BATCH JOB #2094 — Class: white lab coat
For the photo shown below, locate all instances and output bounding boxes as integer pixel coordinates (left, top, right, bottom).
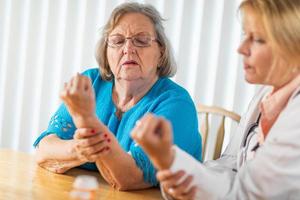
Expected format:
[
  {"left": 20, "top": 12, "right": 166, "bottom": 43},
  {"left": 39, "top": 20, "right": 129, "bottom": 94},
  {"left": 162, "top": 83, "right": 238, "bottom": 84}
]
[{"left": 163, "top": 86, "right": 300, "bottom": 200}]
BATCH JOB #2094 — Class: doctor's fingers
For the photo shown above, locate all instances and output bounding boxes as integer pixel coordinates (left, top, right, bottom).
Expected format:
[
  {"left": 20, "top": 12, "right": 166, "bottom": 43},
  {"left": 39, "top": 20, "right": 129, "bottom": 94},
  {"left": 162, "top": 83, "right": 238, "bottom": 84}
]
[
  {"left": 139, "top": 114, "right": 160, "bottom": 132},
  {"left": 156, "top": 117, "right": 172, "bottom": 143},
  {"left": 139, "top": 114, "right": 173, "bottom": 143},
  {"left": 132, "top": 114, "right": 159, "bottom": 141},
  {"left": 175, "top": 186, "right": 197, "bottom": 200},
  {"left": 158, "top": 170, "right": 186, "bottom": 189},
  {"left": 167, "top": 175, "right": 194, "bottom": 199}
]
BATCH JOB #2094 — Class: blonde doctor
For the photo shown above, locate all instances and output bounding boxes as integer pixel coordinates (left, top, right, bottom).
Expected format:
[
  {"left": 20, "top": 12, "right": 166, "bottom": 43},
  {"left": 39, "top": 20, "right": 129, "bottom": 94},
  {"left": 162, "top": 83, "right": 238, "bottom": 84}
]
[{"left": 132, "top": 0, "right": 300, "bottom": 199}]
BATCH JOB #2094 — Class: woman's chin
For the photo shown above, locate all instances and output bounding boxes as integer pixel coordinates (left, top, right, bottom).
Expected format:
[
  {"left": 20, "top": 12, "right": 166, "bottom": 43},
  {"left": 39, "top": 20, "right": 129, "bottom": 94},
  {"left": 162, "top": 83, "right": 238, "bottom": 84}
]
[
  {"left": 117, "top": 75, "right": 142, "bottom": 82},
  {"left": 244, "top": 76, "right": 259, "bottom": 85}
]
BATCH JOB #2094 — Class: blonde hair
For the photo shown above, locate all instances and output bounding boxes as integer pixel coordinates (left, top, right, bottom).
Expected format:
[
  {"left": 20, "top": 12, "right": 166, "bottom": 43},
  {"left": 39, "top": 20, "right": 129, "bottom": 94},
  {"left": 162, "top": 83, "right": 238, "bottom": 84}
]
[
  {"left": 95, "top": 2, "right": 176, "bottom": 81},
  {"left": 239, "top": 0, "right": 300, "bottom": 67}
]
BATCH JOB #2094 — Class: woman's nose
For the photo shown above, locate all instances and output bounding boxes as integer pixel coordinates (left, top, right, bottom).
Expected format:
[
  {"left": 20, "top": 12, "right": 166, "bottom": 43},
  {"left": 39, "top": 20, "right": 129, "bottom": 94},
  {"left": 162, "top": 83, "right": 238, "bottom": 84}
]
[
  {"left": 122, "top": 39, "right": 136, "bottom": 54},
  {"left": 238, "top": 39, "right": 250, "bottom": 56}
]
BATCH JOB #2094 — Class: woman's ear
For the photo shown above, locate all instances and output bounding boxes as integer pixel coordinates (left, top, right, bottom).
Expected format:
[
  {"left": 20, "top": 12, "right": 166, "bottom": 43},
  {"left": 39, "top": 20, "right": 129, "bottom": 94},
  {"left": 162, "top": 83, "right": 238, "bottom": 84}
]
[
  {"left": 158, "top": 57, "right": 163, "bottom": 68},
  {"left": 160, "top": 47, "right": 164, "bottom": 58},
  {"left": 156, "top": 48, "right": 163, "bottom": 67}
]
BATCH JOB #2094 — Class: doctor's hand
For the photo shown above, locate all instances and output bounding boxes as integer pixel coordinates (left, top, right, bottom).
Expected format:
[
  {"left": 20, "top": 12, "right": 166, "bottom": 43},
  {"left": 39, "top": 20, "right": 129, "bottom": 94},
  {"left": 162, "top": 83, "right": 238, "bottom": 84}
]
[
  {"left": 157, "top": 170, "right": 197, "bottom": 200},
  {"left": 131, "top": 113, "right": 174, "bottom": 170}
]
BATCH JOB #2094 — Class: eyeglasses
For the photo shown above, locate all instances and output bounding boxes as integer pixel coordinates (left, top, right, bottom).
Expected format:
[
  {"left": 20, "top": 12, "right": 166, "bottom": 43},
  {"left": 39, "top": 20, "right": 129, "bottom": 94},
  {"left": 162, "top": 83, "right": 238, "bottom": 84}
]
[{"left": 106, "top": 34, "right": 158, "bottom": 48}]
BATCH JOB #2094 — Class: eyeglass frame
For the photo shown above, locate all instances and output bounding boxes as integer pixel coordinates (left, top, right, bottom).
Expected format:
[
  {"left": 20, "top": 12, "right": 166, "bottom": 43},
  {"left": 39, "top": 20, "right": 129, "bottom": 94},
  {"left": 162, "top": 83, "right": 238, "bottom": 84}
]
[{"left": 106, "top": 33, "right": 159, "bottom": 48}]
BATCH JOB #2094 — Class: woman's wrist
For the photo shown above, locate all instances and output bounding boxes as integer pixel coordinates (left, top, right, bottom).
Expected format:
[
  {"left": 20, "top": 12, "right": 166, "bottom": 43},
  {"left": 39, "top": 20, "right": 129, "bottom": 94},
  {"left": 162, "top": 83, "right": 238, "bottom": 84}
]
[
  {"left": 153, "top": 147, "right": 174, "bottom": 170},
  {"left": 72, "top": 114, "right": 99, "bottom": 128}
]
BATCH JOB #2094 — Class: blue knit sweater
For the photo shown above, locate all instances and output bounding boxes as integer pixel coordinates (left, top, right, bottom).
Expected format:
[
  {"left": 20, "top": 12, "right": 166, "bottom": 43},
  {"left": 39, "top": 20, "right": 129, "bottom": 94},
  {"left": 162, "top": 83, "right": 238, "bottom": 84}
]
[{"left": 34, "top": 68, "right": 202, "bottom": 186}]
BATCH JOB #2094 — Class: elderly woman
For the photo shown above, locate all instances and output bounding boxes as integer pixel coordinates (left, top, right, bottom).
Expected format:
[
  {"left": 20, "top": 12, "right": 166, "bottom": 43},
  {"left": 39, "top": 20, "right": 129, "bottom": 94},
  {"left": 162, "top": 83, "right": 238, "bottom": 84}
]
[
  {"left": 132, "top": 0, "right": 300, "bottom": 199},
  {"left": 34, "top": 2, "right": 202, "bottom": 191}
]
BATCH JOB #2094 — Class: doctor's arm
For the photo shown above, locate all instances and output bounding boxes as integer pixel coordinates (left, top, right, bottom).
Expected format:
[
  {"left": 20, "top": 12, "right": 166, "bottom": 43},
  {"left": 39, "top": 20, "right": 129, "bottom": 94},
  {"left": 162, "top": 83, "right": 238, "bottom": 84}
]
[{"left": 134, "top": 98, "right": 300, "bottom": 199}]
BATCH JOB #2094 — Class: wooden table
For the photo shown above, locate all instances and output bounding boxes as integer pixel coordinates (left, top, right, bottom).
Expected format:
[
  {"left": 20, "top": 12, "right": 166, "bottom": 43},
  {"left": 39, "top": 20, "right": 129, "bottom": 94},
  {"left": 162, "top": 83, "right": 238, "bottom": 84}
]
[{"left": 0, "top": 149, "right": 163, "bottom": 200}]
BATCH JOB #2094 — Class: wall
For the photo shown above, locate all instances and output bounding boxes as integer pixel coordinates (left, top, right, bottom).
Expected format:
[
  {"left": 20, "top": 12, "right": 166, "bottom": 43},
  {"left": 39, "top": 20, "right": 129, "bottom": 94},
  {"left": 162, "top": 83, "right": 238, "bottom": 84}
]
[{"left": 0, "top": 0, "right": 257, "bottom": 154}]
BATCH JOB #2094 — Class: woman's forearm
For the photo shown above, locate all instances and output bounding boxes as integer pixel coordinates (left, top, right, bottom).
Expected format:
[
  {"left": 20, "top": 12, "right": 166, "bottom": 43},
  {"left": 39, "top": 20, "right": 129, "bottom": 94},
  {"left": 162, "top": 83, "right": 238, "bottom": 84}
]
[
  {"left": 35, "top": 134, "right": 84, "bottom": 173},
  {"left": 96, "top": 149, "right": 151, "bottom": 190},
  {"left": 73, "top": 116, "right": 151, "bottom": 190},
  {"left": 37, "top": 158, "right": 84, "bottom": 174}
]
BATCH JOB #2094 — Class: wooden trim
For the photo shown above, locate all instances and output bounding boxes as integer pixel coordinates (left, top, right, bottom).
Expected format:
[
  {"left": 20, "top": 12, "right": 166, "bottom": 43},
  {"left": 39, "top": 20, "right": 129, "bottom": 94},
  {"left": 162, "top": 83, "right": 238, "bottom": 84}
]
[
  {"left": 197, "top": 104, "right": 241, "bottom": 122},
  {"left": 197, "top": 103, "right": 241, "bottom": 161}
]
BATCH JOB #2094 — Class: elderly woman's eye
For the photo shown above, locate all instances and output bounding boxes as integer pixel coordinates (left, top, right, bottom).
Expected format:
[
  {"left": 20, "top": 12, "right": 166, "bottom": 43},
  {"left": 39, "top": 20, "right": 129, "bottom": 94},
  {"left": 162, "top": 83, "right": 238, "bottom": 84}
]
[
  {"left": 109, "top": 36, "right": 125, "bottom": 46},
  {"left": 134, "top": 36, "right": 151, "bottom": 46},
  {"left": 115, "top": 39, "right": 125, "bottom": 44}
]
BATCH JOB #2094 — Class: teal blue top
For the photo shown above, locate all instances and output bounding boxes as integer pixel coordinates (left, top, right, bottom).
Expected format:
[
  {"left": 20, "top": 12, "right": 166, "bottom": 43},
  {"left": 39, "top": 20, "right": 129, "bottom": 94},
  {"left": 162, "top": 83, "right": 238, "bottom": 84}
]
[{"left": 34, "top": 68, "right": 202, "bottom": 186}]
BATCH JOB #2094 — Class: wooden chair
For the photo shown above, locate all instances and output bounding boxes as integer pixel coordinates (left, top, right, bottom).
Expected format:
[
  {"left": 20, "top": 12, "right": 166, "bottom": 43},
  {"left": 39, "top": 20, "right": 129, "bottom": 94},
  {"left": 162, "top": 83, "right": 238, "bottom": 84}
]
[{"left": 197, "top": 103, "right": 241, "bottom": 161}]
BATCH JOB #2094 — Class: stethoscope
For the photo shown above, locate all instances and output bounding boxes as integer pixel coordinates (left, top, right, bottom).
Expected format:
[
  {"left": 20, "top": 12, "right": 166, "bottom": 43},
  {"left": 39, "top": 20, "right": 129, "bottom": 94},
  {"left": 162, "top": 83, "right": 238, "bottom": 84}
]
[
  {"left": 239, "top": 113, "right": 261, "bottom": 165},
  {"left": 242, "top": 91, "right": 300, "bottom": 149},
  {"left": 242, "top": 113, "right": 261, "bottom": 148}
]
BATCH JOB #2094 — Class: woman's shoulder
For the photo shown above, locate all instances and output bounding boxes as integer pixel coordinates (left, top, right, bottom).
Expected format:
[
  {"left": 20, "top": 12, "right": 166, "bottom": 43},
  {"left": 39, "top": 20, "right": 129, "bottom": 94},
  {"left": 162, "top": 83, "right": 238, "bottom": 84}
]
[
  {"left": 154, "top": 77, "right": 191, "bottom": 99},
  {"left": 81, "top": 67, "right": 101, "bottom": 81},
  {"left": 145, "top": 78, "right": 196, "bottom": 113}
]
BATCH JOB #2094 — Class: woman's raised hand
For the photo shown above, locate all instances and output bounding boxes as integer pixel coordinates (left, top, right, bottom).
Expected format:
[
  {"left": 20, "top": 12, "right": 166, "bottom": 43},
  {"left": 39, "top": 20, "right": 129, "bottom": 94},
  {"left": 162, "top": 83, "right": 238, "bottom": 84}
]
[
  {"left": 131, "top": 113, "right": 174, "bottom": 170},
  {"left": 60, "top": 73, "right": 96, "bottom": 128}
]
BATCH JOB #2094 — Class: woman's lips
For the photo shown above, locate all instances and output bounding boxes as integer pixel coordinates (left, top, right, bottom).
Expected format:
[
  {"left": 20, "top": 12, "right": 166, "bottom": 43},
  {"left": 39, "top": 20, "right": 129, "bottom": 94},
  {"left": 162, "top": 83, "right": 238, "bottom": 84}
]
[
  {"left": 244, "top": 63, "right": 252, "bottom": 70},
  {"left": 122, "top": 60, "right": 138, "bottom": 65},
  {"left": 243, "top": 63, "right": 256, "bottom": 74},
  {"left": 121, "top": 60, "right": 139, "bottom": 70}
]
